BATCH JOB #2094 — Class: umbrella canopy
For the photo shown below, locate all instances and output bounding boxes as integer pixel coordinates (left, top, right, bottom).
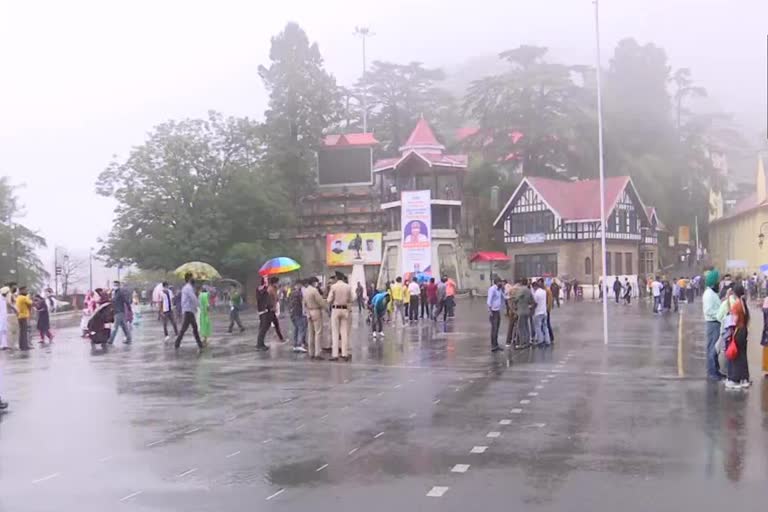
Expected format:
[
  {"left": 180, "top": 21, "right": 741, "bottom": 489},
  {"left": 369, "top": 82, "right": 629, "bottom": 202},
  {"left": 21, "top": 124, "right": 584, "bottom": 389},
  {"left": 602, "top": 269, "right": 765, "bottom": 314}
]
[
  {"left": 470, "top": 251, "right": 510, "bottom": 263},
  {"left": 259, "top": 257, "right": 301, "bottom": 277},
  {"left": 174, "top": 261, "right": 221, "bottom": 281}
]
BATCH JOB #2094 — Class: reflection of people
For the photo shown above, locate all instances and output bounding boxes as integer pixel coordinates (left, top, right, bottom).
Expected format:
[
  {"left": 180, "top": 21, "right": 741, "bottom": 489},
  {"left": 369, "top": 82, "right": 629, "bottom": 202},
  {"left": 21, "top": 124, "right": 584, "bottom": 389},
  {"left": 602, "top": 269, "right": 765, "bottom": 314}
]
[
  {"left": 404, "top": 221, "right": 428, "bottom": 243},
  {"left": 332, "top": 240, "right": 344, "bottom": 254},
  {"left": 365, "top": 239, "right": 374, "bottom": 252}
]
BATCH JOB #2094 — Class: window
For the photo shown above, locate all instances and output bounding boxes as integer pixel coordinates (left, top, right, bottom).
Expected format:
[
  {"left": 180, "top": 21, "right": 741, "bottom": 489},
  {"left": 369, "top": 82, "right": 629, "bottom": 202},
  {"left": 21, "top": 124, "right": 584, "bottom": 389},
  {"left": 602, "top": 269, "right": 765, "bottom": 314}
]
[
  {"left": 629, "top": 210, "right": 638, "bottom": 233},
  {"left": 614, "top": 252, "right": 623, "bottom": 275},
  {"left": 619, "top": 211, "right": 628, "bottom": 233},
  {"left": 607, "top": 212, "right": 617, "bottom": 232},
  {"left": 509, "top": 211, "right": 555, "bottom": 235},
  {"left": 585, "top": 257, "right": 592, "bottom": 275},
  {"left": 625, "top": 252, "right": 633, "bottom": 275},
  {"left": 514, "top": 253, "right": 558, "bottom": 279},
  {"left": 606, "top": 252, "right": 612, "bottom": 275}
]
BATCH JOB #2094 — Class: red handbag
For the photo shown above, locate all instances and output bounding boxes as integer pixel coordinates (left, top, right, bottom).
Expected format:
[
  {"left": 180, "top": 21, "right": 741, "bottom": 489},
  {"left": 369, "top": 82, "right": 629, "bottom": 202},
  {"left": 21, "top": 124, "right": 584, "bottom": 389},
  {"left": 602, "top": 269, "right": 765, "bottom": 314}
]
[{"left": 725, "top": 329, "right": 739, "bottom": 361}]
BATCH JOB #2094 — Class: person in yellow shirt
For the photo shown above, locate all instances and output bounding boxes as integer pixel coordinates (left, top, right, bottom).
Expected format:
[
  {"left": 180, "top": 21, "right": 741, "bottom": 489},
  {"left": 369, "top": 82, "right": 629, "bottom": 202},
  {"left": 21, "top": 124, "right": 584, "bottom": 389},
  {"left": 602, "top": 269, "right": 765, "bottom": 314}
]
[
  {"left": 403, "top": 280, "right": 411, "bottom": 321},
  {"left": 15, "top": 286, "right": 33, "bottom": 351},
  {"left": 390, "top": 277, "right": 405, "bottom": 327}
]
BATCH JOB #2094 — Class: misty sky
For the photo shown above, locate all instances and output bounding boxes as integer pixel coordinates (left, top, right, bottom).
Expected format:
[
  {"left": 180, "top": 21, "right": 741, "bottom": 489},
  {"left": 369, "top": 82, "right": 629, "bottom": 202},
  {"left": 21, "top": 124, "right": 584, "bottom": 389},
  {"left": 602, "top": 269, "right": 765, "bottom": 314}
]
[{"left": 1, "top": 0, "right": 766, "bottom": 271}]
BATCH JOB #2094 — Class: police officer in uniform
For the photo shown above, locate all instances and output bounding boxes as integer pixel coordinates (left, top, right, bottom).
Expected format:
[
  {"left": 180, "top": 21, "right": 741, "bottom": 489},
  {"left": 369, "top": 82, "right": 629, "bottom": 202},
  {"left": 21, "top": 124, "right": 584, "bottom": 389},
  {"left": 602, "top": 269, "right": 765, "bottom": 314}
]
[
  {"left": 302, "top": 277, "right": 327, "bottom": 359},
  {"left": 327, "top": 271, "right": 353, "bottom": 361}
]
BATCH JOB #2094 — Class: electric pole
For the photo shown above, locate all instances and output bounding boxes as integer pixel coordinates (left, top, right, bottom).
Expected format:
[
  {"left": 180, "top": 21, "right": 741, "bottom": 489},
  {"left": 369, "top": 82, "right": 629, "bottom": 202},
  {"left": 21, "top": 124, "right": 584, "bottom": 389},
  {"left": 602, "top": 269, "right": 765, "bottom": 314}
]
[{"left": 354, "top": 26, "right": 374, "bottom": 133}]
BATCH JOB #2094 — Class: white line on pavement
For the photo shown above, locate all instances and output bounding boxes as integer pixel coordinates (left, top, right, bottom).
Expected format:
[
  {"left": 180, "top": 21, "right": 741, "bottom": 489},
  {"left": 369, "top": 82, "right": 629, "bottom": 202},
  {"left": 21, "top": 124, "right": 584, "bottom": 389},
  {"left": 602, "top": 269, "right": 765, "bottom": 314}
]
[
  {"left": 296, "top": 424, "right": 305, "bottom": 431},
  {"left": 427, "top": 486, "right": 450, "bottom": 497},
  {"left": 146, "top": 439, "right": 165, "bottom": 447},
  {"left": 451, "top": 464, "right": 470, "bottom": 473},
  {"left": 394, "top": 384, "right": 402, "bottom": 389},
  {"left": 184, "top": 427, "right": 200, "bottom": 434},
  {"left": 520, "top": 399, "right": 530, "bottom": 405},
  {"left": 486, "top": 431, "right": 501, "bottom": 438},
  {"left": 263, "top": 438, "right": 273, "bottom": 444},
  {"left": 510, "top": 408, "right": 523, "bottom": 414},
  {"left": 315, "top": 464, "right": 329, "bottom": 472},
  {"left": 32, "top": 473, "right": 60, "bottom": 484},
  {"left": 535, "top": 385, "right": 544, "bottom": 389},
  {"left": 374, "top": 431, "right": 385, "bottom": 439},
  {"left": 528, "top": 392, "right": 539, "bottom": 396},
  {"left": 120, "top": 491, "right": 143, "bottom": 502},
  {"left": 225, "top": 451, "right": 241, "bottom": 458},
  {"left": 266, "top": 489, "right": 285, "bottom": 501},
  {"left": 177, "top": 468, "right": 197, "bottom": 477},
  {"left": 348, "top": 448, "right": 359, "bottom": 455},
  {"left": 433, "top": 399, "right": 441, "bottom": 404},
  {"left": 499, "top": 419, "right": 512, "bottom": 425},
  {"left": 470, "top": 446, "right": 487, "bottom": 453}
]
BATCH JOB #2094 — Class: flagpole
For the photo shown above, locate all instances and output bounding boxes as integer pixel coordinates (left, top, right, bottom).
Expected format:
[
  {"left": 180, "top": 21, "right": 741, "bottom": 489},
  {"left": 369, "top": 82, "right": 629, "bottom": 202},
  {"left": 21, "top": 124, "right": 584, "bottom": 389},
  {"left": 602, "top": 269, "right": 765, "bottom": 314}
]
[{"left": 594, "top": 0, "right": 609, "bottom": 345}]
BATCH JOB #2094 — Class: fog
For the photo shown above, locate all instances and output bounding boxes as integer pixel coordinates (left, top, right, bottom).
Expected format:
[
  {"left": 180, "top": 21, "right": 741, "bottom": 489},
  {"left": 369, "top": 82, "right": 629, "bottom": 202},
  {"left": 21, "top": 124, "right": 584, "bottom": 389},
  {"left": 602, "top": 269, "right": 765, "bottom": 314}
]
[{"left": 0, "top": 0, "right": 765, "bottom": 264}]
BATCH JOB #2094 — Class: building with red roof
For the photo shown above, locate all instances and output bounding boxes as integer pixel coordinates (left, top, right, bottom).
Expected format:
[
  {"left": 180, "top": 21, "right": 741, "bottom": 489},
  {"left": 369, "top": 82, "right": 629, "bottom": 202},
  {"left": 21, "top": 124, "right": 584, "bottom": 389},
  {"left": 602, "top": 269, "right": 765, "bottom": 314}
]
[{"left": 493, "top": 176, "right": 662, "bottom": 285}]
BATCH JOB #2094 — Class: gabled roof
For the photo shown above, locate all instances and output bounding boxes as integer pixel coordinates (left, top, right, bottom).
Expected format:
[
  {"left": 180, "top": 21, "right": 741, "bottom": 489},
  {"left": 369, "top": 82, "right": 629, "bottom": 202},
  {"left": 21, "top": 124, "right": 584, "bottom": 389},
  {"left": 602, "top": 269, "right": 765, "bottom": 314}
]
[
  {"left": 323, "top": 132, "right": 378, "bottom": 147},
  {"left": 644, "top": 206, "right": 667, "bottom": 232},
  {"left": 399, "top": 117, "right": 445, "bottom": 153},
  {"left": 494, "top": 176, "right": 650, "bottom": 226}
]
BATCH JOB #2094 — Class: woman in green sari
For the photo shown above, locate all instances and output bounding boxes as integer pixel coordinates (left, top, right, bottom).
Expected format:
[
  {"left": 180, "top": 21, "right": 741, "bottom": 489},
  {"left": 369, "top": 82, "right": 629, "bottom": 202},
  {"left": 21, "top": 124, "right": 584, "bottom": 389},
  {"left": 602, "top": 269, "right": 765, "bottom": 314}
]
[{"left": 199, "top": 286, "right": 212, "bottom": 345}]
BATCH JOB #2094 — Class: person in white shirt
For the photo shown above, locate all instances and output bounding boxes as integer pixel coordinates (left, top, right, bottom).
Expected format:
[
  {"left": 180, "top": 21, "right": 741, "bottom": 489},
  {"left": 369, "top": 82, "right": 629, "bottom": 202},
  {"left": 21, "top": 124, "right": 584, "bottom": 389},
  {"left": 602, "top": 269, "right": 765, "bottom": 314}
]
[
  {"left": 533, "top": 281, "right": 550, "bottom": 346},
  {"left": 651, "top": 277, "right": 663, "bottom": 314},
  {"left": 160, "top": 282, "right": 178, "bottom": 340},
  {"left": 404, "top": 222, "right": 428, "bottom": 244},
  {"left": 407, "top": 279, "right": 422, "bottom": 322}
]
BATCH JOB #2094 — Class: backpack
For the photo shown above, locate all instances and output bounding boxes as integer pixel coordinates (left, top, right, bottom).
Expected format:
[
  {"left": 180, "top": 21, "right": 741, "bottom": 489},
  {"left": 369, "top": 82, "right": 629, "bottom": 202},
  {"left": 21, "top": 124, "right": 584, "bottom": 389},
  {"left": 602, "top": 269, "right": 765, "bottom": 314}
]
[{"left": 256, "top": 286, "right": 270, "bottom": 312}]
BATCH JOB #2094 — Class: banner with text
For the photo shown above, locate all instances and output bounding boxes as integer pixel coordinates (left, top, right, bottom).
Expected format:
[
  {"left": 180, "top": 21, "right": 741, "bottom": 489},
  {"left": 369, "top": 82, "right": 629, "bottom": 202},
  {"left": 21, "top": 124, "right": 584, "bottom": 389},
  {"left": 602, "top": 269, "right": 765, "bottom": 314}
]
[
  {"left": 326, "top": 233, "right": 383, "bottom": 266},
  {"left": 401, "top": 190, "right": 432, "bottom": 278}
]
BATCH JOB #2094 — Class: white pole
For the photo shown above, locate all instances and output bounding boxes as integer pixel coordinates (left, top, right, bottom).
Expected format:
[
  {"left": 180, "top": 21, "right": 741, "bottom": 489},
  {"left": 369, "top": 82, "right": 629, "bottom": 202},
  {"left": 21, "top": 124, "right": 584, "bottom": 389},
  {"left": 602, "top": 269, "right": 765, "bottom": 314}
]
[{"left": 594, "top": 0, "right": 609, "bottom": 345}]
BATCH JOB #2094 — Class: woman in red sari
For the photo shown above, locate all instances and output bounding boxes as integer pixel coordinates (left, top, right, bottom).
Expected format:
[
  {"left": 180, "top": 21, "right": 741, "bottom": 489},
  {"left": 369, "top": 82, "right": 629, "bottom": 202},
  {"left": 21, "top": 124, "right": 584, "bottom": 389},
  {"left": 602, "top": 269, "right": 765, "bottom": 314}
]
[{"left": 726, "top": 284, "right": 750, "bottom": 390}]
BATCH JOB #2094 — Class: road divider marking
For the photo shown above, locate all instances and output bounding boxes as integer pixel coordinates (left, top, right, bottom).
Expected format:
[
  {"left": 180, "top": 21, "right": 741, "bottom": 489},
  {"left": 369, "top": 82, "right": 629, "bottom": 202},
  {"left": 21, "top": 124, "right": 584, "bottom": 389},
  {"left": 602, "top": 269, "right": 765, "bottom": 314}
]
[
  {"left": 486, "top": 431, "right": 501, "bottom": 438},
  {"left": 32, "top": 473, "right": 60, "bottom": 484},
  {"left": 528, "top": 392, "right": 539, "bottom": 397},
  {"left": 520, "top": 399, "right": 531, "bottom": 405},
  {"left": 266, "top": 489, "right": 285, "bottom": 501},
  {"left": 316, "top": 464, "right": 329, "bottom": 472},
  {"left": 499, "top": 419, "right": 512, "bottom": 425},
  {"left": 433, "top": 399, "right": 441, "bottom": 404},
  {"left": 225, "top": 451, "right": 241, "bottom": 458},
  {"left": 374, "top": 431, "right": 385, "bottom": 439},
  {"left": 451, "top": 464, "right": 470, "bottom": 473},
  {"left": 470, "top": 446, "right": 487, "bottom": 453},
  {"left": 426, "top": 486, "right": 449, "bottom": 497},
  {"left": 348, "top": 448, "right": 359, "bottom": 455},
  {"left": 120, "top": 491, "right": 143, "bottom": 502},
  {"left": 510, "top": 408, "right": 523, "bottom": 414}
]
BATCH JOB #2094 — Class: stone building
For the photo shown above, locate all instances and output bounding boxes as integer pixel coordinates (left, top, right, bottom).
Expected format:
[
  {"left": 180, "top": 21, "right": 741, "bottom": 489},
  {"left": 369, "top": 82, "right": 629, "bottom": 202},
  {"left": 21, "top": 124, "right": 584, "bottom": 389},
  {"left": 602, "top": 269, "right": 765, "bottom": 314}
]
[{"left": 493, "top": 176, "right": 662, "bottom": 286}]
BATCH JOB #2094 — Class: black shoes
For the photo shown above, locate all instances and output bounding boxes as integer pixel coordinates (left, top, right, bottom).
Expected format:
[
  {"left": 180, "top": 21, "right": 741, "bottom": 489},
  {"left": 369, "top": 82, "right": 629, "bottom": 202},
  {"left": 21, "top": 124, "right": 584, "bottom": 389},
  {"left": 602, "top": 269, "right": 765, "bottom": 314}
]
[
  {"left": 491, "top": 346, "right": 504, "bottom": 352},
  {"left": 256, "top": 345, "right": 270, "bottom": 352},
  {"left": 329, "top": 357, "right": 339, "bottom": 362}
]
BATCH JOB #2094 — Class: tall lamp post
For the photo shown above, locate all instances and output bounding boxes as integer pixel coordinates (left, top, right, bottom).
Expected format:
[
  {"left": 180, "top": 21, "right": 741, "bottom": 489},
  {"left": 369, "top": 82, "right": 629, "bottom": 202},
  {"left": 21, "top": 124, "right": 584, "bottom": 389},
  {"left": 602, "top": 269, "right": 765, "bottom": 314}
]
[
  {"left": 89, "top": 247, "right": 94, "bottom": 291},
  {"left": 594, "top": 0, "right": 609, "bottom": 345},
  {"left": 354, "top": 26, "right": 374, "bottom": 133}
]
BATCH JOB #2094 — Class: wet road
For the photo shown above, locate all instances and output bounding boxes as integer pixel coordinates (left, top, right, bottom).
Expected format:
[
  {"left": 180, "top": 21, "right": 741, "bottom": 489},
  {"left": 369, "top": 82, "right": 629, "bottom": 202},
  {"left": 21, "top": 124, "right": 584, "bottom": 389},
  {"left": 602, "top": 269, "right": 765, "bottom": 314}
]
[{"left": 1, "top": 298, "right": 766, "bottom": 511}]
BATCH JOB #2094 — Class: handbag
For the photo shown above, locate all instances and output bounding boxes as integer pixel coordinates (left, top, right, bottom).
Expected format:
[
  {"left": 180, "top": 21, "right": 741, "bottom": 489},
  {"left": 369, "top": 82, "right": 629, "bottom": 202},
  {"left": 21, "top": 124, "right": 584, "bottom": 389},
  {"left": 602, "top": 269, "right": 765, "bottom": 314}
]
[{"left": 725, "top": 328, "right": 739, "bottom": 361}]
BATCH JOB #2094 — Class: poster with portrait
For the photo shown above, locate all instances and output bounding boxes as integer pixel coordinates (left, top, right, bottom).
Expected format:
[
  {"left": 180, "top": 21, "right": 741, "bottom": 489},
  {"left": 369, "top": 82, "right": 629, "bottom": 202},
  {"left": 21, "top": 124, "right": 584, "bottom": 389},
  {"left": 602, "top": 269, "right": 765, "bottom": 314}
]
[
  {"left": 326, "top": 233, "right": 383, "bottom": 266},
  {"left": 401, "top": 190, "right": 432, "bottom": 277}
]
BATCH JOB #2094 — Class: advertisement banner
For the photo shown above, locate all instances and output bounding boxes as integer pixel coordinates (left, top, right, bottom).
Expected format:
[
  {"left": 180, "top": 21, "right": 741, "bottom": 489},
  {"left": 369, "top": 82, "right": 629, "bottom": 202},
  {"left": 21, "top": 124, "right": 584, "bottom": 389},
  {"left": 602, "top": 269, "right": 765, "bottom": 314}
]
[
  {"left": 401, "top": 190, "right": 432, "bottom": 277},
  {"left": 326, "top": 233, "right": 382, "bottom": 266}
]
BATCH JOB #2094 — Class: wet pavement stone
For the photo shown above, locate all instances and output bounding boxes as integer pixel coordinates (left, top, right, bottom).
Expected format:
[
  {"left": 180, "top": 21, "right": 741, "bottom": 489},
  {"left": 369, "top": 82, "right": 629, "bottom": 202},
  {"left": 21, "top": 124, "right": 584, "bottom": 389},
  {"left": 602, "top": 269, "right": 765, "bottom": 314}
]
[{"left": 0, "top": 298, "right": 766, "bottom": 511}]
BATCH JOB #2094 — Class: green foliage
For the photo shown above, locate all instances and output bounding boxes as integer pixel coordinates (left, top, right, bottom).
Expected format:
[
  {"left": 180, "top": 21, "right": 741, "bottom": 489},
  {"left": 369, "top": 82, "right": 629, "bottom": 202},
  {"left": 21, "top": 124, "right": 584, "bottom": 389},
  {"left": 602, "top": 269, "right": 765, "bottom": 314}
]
[
  {"left": 0, "top": 177, "right": 47, "bottom": 287},
  {"left": 357, "top": 61, "right": 459, "bottom": 154},
  {"left": 259, "top": 22, "right": 342, "bottom": 197}
]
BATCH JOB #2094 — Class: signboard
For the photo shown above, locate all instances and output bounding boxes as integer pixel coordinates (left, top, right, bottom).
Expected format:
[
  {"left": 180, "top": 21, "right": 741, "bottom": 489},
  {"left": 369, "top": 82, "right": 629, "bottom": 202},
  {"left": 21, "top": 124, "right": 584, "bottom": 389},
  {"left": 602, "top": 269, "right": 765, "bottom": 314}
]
[
  {"left": 326, "top": 233, "right": 382, "bottom": 266},
  {"left": 317, "top": 147, "right": 373, "bottom": 186},
  {"left": 677, "top": 226, "right": 690, "bottom": 246},
  {"left": 523, "top": 233, "right": 546, "bottom": 244},
  {"left": 401, "top": 190, "right": 432, "bottom": 277}
]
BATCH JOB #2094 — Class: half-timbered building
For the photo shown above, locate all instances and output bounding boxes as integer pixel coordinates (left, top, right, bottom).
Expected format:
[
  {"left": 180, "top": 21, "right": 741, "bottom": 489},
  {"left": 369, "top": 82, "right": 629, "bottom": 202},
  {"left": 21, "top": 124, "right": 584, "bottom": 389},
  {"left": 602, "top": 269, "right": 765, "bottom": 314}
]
[{"left": 493, "top": 176, "right": 662, "bottom": 283}]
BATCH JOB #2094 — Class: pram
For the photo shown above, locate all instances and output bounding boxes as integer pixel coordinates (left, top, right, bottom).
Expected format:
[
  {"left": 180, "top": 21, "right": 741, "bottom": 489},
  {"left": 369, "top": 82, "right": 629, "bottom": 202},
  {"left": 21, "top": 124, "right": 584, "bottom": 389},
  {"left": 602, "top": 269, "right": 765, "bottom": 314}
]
[{"left": 87, "top": 301, "right": 114, "bottom": 347}]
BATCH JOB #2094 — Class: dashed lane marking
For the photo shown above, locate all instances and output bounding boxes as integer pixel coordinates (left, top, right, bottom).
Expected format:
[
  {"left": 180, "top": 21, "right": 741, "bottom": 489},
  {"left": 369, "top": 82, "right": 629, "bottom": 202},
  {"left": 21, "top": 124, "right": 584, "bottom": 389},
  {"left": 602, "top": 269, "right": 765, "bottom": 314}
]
[
  {"left": 510, "top": 408, "right": 523, "bottom": 414},
  {"left": 535, "top": 385, "right": 544, "bottom": 389},
  {"left": 348, "top": 448, "right": 359, "bottom": 455},
  {"left": 528, "top": 392, "right": 539, "bottom": 397},
  {"left": 374, "top": 431, "right": 385, "bottom": 439},
  {"left": 470, "top": 446, "right": 487, "bottom": 453},
  {"left": 486, "top": 431, "right": 501, "bottom": 438},
  {"left": 499, "top": 419, "right": 512, "bottom": 425},
  {"left": 177, "top": 468, "right": 197, "bottom": 478},
  {"left": 263, "top": 438, "right": 273, "bottom": 444},
  {"left": 296, "top": 424, "right": 305, "bottom": 431},
  {"left": 320, "top": 414, "right": 328, "bottom": 420},
  {"left": 120, "top": 491, "right": 143, "bottom": 502},
  {"left": 225, "top": 451, "right": 241, "bottom": 458},
  {"left": 32, "top": 473, "right": 60, "bottom": 484},
  {"left": 451, "top": 464, "right": 470, "bottom": 473},
  {"left": 520, "top": 399, "right": 531, "bottom": 405},
  {"left": 266, "top": 489, "right": 285, "bottom": 501},
  {"left": 184, "top": 427, "right": 200, "bottom": 434},
  {"left": 426, "top": 486, "right": 450, "bottom": 497},
  {"left": 433, "top": 399, "right": 441, "bottom": 404},
  {"left": 146, "top": 439, "right": 165, "bottom": 447},
  {"left": 316, "top": 464, "right": 329, "bottom": 472}
]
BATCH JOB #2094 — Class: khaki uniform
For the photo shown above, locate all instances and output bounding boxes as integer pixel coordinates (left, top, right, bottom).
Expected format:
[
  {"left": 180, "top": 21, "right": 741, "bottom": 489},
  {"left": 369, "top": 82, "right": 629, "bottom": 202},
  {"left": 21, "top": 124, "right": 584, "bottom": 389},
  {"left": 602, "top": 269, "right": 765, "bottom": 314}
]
[
  {"left": 327, "top": 280, "right": 353, "bottom": 358},
  {"left": 302, "top": 285, "right": 327, "bottom": 357}
]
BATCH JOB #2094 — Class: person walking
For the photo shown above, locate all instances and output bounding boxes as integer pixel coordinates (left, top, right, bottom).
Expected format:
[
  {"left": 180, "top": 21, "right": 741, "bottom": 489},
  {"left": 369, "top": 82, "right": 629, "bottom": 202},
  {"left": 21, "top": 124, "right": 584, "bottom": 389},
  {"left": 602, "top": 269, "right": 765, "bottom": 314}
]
[
  {"left": 550, "top": 279, "right": 561, "bottom": 308},
  {"left": 327, "top": 271, "right": 353, "bottom": 361},
  {"left": 420, "top": 282, "right": 428, "bottom": 318},
  {"left": 160, "top": 282, "right": 178, "bottom": 340},
  {"left": 651, "top": 276, "right": 662, "bottom": 314},
  {"left": 303, "top": 277, "right": 327, "bottom": 359},
  {"left": 371, "top": 289, "right": 390, "bottom": 338},
  {"left": 613, "top": 277, "right": 622, "bottom": 304},
  {"left": 426, "top": 278, "right": 438, "bottom": 320},
  {"left": 0, "top": 287, "right": 9, "bottom": 351},
  {"left": 545, "top": 279, "right": 555, "bottom": 343},
  {"left": 15, "top": 286, "right": 33, "bottom": 351},
  {"left": 445, "top": 277, "right": 457, "bottom": 318},
  {"left": 174, "top": 272, "right": 203, "bottom": 350},
  {"left": 108, "top": 281, "right": 133, "bottom": 344},
  {"left": 672, "top": 278, "right": 681, "bottom": 312},
  {"left": 198, "top": 286, "right": 211, "bottom": 346},
  {"left": 289, "top": 280, "right": 307, "bottom": 353},
  {"left": 512, "top": 278, "right": 535, "bottom": 348},
  {"left": 487, "top": 278, "right": 504, "bottom": 352},
  {"left": 355, "top": 282, "right": 365, "bottom": 315},
  {"left": 533, "top": 281, "right": 550, "bottom": 347},
  {"left": 408, "top": 278, "right": 421, "bottom": 323},
  {"left": 390, "top": 277, "right": 405, "bottom": 327},
  {"left": 702, "top": 269, "right": 722, "bottom": 381},
  {"left": 227, "top": 284, "right": 245, "bottom": 333},
  {"left": 623, "top": 278, "right": 632, "bottom": 305},
  {"left": 403, "top": 280, "right": 411, "bottom": 321},
  {"left": 256, "top": 276, "right": 283, "bottom": 351},
  {"left": 435, "top": 277, "right": 448, "bottom": 322},
  {"left": 33, "top": 294, "right": 53, "bottom": 343}
]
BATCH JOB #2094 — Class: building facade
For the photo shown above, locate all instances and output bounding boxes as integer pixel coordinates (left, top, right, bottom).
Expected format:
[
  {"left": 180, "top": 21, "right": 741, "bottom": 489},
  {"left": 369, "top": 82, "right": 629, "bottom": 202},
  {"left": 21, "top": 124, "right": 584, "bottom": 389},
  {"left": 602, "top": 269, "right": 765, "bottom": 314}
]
[{"left": 493, "top": 176, "right": 661, "bottom": 285}]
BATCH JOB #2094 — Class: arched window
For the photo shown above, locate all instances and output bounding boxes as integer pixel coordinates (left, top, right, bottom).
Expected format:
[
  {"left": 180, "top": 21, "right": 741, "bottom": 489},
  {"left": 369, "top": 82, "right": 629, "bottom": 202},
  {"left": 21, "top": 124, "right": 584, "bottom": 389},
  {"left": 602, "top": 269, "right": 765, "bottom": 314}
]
[{"left": 585, "top": 257, "right": 592, "bottom": 275}]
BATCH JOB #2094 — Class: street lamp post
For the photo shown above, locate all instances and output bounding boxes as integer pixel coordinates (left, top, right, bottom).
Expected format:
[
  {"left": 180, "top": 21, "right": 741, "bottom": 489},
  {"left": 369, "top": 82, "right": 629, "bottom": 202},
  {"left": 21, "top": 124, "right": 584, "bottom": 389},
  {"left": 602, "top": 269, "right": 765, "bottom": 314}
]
[
  {"left": 354, "top": 26, "right": 374, "bottom": 133},
  {"left": 89, "top": 248, "right": 94, "bottom": 291},
  {"left": 594, "top": 0, "right": 609, "bottom": 345}
]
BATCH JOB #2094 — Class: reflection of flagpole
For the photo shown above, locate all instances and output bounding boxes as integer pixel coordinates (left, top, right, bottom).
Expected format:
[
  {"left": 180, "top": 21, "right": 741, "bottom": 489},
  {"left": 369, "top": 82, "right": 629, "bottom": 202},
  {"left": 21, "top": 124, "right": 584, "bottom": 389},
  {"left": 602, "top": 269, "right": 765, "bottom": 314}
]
[{"left": 594, "top": 0, "right": 609, "bottom": 345}]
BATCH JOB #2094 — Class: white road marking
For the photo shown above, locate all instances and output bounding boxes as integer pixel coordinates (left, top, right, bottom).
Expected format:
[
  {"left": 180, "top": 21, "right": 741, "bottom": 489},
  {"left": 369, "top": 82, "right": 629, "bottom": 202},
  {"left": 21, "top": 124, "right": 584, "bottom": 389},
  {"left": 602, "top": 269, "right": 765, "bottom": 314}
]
[
  {"left": 225, "top": 451, "right": 241, "bottom": 458},
  {"left": 409, "top": 413, "right": 417, "bottom": 418},
  {"left": 524, "top": 423, "right": 547, "bottom": 429},
  {"left": 520, "top": 399, "right": 531, "bottom": 405},
  {"left": 548, "top": 374, "right": 556, "bottom": 378},
  {"left": 374, "top": 431, "right": 385, "bottom": 439},
  {"left": 320, "top": 414, "right": 328, "bottom": 420},
  {"left": 316, "top": 463, "right": 329, "bottom": 472},
  {"left": 266, "top": 489, "right": 285, "bottom": 501},
  {"left": 225, "top": 414, "right": 237, "bottom": 422},
  {"left": 377, "top": 392, "right": 384, "bottom": 397},
  {"left": 510, "top": 408, "right": 523, "bottom": 414},
  {"left": 184, "top": 427, "right": 200, "bottom": 434},
  {"left": 451, "top": 464, "right": 470, "bottom": 473},
  {"left": 394, "top": 384, "right": 402, "bottom": 389},
  {"left": 433, "top": 399, "right": 441, "bottom": 404},
  {"left": 360, "top": 398, "right": 369, "bottom": 403},
  {"left": 470, "top": 446, "right": 487, "bottom": 453},
  {"left": 146, "top": 439, "right": 165, "bottom": 447},
  {"left": 528, "top": 392, "right": 539, "bottom": 396},
  {"left": 486, "top": 431, "right": 501, "bottom": 438},
  {"left": 499, "top": 419, "right": 512, "bottom": 425},
  {"left": 540, "top": 379, "right": 549, "bottom": 384},
  {"left": 296, "top": 424, "right": 305, "bottom": 431},
  {"left": 120, "top": 491, "right": 143, "bottom": 502},
  {"left": 348, "top": 448, "right": 359, "bottom": 455},
  {"left": 98, "top": 456, "right": 113, "bottom": 462},
  {"left": 32, "top": 473, "right": 60, "bottom": 484},
  {"left": 426, "top": 486, "right": 450, "bottom": 497},
  {"left": 178, "top": 468, "right": 197, "bottom": 477},
  {"left": 263, "top": 438, "right": 273, "bottom": 444},
  {"left": 535, "top": 385, "right": 544, "bottom": 390}
]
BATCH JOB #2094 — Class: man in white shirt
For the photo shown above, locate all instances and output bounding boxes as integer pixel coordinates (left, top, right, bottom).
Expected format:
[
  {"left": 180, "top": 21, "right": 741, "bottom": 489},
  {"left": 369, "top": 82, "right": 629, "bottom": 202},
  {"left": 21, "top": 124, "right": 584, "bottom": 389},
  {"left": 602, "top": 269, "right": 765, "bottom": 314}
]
[
  {"left": 407, "top": 279, "right": 421, "bottom": 322},
  {"left": 533, "top": 281, "right": 550, "bottom": 346},
  {"left": 651, "top": 277, "right": 663, "bottom": 314},
  {"left": 404, "top": 222, "right": 428, "bottom": 243},
  {"left": 160, "top": 282, "right": 178, "bottom": 340}
]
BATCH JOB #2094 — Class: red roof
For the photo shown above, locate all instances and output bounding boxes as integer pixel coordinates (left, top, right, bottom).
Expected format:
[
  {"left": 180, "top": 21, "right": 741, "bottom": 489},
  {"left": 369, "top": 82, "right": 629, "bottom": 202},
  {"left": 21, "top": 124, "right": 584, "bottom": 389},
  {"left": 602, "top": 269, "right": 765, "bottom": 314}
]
[
  {"left": 711, "top": 192, "right": 768, "bottom": 224},
  {"left": 526, "top": 176, "right": 631, "bottom": 221},
  {"left": 470, "top": 251, "right": 510, "bottom": 263},
  {"left": 400, "top": 117, "right": 444, "bottom": 152},
  {"left": 323, "top": 133, "right": 378, "bottom": 147}
]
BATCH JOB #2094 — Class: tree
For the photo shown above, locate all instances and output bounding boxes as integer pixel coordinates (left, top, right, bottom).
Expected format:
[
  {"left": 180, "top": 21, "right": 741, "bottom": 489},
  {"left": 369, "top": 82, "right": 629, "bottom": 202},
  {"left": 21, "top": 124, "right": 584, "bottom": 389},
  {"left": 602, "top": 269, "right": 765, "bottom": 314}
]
[
  {"left": 59, "top": 255, "right": 86, "bottom": 296},
  {"left": 96, "top": 112, "right": 290, "bottom": 275},
  {"left": 0, "top": 178, "right": 47, "bottom": 287},
  {"left": 258, "top": 22, "right": 342, "bottom": 198},
  {"left": 463, "top": 46, "right": 594, "bottom": 178},
  {"left": 670, "top": 67, "right": 707, "bottom": 134},
  {"left": 358, "top": 61, "right": 459, "bottom": 154}
]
